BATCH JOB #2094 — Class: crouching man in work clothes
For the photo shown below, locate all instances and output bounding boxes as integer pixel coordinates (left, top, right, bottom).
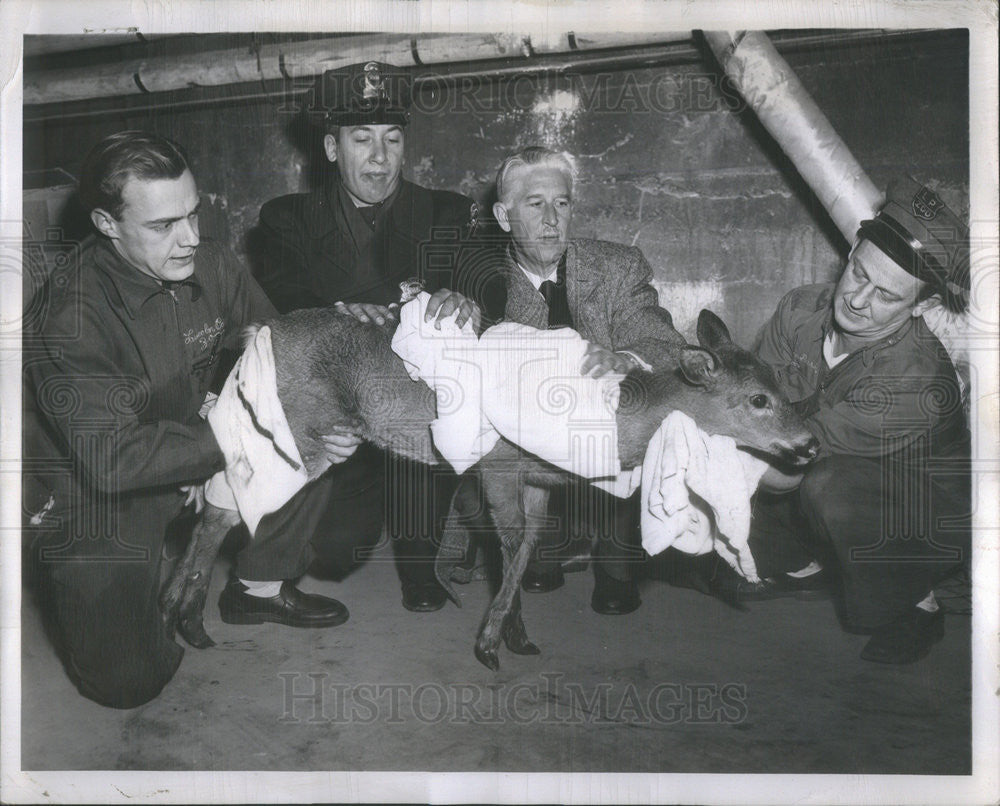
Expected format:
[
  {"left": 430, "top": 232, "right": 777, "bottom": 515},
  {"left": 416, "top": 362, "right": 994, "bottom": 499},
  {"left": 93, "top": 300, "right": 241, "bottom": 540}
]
[
  {"left": 22, "top": 131, "right": 347, "bottom": 708},
  {"left": 720, "top": 180, "right": 971, "bottom": 664},
  {"left": 253, "top": 62, "right": 480, "bottom": 613}
]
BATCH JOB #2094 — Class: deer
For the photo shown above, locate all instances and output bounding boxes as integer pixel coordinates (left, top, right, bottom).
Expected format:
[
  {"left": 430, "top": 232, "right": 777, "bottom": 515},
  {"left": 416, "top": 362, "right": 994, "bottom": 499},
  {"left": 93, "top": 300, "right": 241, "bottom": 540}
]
[{"left": 159, "top": 306, "right": 820, "bottom": 670}]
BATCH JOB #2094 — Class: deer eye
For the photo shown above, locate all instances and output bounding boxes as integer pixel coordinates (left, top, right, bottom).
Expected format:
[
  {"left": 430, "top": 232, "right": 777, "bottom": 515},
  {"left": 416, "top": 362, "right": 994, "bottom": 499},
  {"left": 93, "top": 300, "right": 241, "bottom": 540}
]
[{"left": 750, "top": 394, "right": 770, "bottom": 409}]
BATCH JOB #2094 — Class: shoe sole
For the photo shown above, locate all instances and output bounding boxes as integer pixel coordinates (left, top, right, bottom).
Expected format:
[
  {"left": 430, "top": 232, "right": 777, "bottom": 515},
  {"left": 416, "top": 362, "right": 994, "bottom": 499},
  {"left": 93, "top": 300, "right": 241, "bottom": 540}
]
[
  {"left": 521, "top": 582, "right": 564, "bottom": 594},
  {"left": 219, "top": 609, "right": 349, "bottom": 628},
  {"left": 401, "top": 600, "right": 447, "bottom": 613},
  {"left": 591, "top": 599, "right": 641, "bottom": 616},
  {"left": 738, "top": 587, "right": 833, "bottom": 603}
]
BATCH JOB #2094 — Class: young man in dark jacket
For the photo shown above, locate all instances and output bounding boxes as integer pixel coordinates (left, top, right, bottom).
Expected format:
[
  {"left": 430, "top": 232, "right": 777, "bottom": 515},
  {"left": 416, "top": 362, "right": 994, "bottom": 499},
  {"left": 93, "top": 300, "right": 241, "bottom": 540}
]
[{"left": 23, "top": 131, "right": 356, "bottom": 708}]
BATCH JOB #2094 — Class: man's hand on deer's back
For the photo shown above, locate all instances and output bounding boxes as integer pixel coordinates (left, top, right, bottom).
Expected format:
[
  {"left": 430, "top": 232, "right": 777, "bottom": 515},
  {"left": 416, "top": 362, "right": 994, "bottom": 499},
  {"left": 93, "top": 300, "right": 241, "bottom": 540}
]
[
  {"left": 580, "top": 342, "right": 636, "bottom": 378},
  {"left": 320, "top": 427, "right": 364, "bottom": 464},
  {"left": 334, "top": 301, "right": 400, "bottom": 327},
  {"left": 424, "top": 288, "right": 481, "bottom": 332}
]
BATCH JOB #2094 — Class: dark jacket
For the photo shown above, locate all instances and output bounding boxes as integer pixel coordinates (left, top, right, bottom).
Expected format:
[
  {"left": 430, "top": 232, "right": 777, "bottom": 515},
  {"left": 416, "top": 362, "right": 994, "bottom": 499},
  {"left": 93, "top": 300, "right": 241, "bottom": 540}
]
[
  {"left": 24, "top": 236, "right": 276, "bottom": 557},
  {"left": 756, "top": 283, "right": 969, "bottom": 462},
  {"left": 256, "top": 177, "right": 477, "bottom": 312}
]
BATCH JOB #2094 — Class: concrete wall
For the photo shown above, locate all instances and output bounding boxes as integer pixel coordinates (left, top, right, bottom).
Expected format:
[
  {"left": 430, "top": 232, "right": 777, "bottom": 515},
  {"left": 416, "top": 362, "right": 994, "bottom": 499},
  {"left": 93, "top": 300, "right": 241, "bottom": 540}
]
[{"left": 24, "top": 30, "right": 968, "bottom": 345}]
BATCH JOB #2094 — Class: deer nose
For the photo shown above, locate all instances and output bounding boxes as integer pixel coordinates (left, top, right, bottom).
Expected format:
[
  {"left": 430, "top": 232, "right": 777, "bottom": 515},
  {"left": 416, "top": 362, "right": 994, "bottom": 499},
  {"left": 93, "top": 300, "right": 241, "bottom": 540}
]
[{"left": 795, "top": 437, "right": 821, "bottom": 460}]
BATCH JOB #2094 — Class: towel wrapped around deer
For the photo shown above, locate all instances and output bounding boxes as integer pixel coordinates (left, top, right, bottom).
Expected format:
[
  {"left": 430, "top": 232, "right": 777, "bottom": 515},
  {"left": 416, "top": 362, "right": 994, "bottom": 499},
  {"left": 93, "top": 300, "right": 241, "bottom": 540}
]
[{"left": 160, "top": 291, "right": 819, "bottom": 670}]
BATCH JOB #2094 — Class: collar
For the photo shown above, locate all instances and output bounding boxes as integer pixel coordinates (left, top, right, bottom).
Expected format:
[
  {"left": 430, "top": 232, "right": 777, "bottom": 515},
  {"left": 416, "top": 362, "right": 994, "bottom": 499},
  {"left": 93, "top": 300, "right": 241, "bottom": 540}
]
[
  {"left": 341, "top": 178, "right": 402, "bottom": 212},
  {"left": 820, "top": 307, "right": 916, "bottom": 368},
  {"left": 91, "top": 237, "right": 203, "bottom": 319},
  {"left": 322, "top": 175, "right": 404, "bottom": 229},
  {"left": 507, "top": 243, "right": 566, "bottom": 290}
]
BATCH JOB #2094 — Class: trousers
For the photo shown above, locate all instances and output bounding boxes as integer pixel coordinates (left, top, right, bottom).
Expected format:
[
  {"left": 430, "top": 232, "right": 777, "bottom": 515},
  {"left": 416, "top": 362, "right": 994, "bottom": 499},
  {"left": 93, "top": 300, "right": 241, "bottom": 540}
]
[
  {"left": 27, "top": 488, "right": 186, "bottom": 710},
  {"left": 236, "top": 445, "right": 458, "bottom": 586},
  {"left": 525, "top": 482, "right": 644, "bottom": 582},
  {"left": 28, "top": 446, "right": 457, "bottom": 709},
  {"left": 748, "top": 454, "right": 970, "bottom": 629}
]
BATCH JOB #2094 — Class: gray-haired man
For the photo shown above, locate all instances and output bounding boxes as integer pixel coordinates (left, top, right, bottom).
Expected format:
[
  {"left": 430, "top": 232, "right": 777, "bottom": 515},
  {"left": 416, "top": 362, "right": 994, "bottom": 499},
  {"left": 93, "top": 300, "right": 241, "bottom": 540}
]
[{"left": 457, "top": 146, "right": 687, "bottom": 614}]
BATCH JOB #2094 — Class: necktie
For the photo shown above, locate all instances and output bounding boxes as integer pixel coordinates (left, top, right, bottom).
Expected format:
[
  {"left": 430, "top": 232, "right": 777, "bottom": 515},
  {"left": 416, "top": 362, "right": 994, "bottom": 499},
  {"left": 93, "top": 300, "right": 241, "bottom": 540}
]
[
  {"left": 161, "top": 278, "right": 202, "bottom": 301},
  {"left": 539, "top": 277, "right": 573, "bottom": 328}
]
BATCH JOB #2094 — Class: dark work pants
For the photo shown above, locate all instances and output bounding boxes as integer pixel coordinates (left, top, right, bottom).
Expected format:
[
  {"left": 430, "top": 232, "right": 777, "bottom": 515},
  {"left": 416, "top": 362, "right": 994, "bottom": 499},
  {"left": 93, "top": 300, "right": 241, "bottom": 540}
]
[
  {"left": 28, "top": 494, "right": 184, "bottom": 710},
  {"left": 528, "top": 482, "right": 644, "bottom": 582},
  {"left": 237, "top": 444, "right": 457, "bottom": 587},
  {"left": 748, "top": 454, "right": 970, "bottom": 630}
]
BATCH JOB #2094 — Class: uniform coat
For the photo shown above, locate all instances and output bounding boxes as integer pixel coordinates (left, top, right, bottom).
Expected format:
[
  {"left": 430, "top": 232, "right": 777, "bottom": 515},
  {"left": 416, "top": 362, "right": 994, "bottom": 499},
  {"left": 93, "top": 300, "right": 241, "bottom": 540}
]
[
  {"left": 247, "top": 175, "right": 478, "bottom": 588},
  {"left": 256, "top": 176, "right": 476, "bottom": 312}
]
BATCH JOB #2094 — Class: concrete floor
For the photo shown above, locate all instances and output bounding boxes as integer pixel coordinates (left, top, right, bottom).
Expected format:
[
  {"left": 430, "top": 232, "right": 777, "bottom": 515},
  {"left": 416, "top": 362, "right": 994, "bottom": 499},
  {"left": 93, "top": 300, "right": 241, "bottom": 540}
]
[{"left": 20, "top": 541, "right": 971, "bottom": 774}]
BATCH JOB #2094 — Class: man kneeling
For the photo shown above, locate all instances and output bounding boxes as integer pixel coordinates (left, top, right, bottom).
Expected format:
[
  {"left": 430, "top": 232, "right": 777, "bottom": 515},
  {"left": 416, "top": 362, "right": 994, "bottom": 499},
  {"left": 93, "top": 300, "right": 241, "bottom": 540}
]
[{"left": 716, "top": 179, "right": 971, "bottom": 665}]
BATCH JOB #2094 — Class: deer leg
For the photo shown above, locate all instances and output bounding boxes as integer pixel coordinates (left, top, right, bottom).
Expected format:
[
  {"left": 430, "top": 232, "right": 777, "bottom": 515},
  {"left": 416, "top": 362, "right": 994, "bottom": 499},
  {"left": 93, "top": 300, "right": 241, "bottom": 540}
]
[
  {"left": 160, "top": 503, "right": 241, "bottom": 648},
  {"left": 475, "top": 480, "right": 548, "bottom": 671},
  {"left": 501, "top": 589, "right": 540, "bottom": 656}
]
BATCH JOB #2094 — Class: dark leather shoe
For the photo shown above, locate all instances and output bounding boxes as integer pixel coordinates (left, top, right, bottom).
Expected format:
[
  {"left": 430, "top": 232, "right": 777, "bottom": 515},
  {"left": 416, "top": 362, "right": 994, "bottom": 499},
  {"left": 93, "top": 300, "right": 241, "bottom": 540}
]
[
  {"left": 521, "top": 564, "right": 564, "bottom": 594},
  {"left": 218, "top": 580, "right": 348, "bottom": 628},
  {"left": 860, "top": 607, "right": 945, "bottom": 664},
  {"left": 710, "top": 560, "right": 831, "bottom": 603},
  {"left": 401, "top": 581, "right": 447, "bottom": 612},
  {"left": 591, "top": 569, "right": 640, "bottom": 615},
  {"left": 737, "top": 569, "right": 832, "bottom": 602}
]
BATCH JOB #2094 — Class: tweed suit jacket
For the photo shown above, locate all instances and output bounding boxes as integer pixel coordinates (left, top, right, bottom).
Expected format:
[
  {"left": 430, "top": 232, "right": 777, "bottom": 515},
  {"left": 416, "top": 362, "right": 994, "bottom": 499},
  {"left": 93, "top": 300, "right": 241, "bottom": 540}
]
[{"left": 469, "top": 238, "right": 685, "bottom": 371}]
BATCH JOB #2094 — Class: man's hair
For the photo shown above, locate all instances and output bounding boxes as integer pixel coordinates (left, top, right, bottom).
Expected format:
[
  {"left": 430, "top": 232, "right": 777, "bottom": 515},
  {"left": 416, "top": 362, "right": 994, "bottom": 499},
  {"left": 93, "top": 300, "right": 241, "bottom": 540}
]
[
  {"left": 495, "top": 146, "right": 577, "bottom": 205},
  {"left": 78, "top": 131, "right": 190, "bottom": 219}
]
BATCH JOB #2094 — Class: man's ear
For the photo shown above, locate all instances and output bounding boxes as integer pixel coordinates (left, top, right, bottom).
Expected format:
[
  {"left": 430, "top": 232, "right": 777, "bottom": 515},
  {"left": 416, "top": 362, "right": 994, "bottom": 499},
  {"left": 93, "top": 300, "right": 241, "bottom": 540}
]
[
  {"left": 911, "top": 295, "right": 941, "bottom": 318},
  {"left": 323, "top": 133, "right": 338, "bottom": 163},
  {"left": 90, "top": 208, "right": 118, "bottom": 239},
  {"left": 492, "top": 201, "right": 512, "bottom": 233}
]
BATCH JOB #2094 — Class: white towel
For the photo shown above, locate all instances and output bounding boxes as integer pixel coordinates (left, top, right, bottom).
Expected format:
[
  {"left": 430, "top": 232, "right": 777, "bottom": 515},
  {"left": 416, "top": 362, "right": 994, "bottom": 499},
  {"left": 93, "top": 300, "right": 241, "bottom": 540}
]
[
  {"left": 640, "top": 411, "right": 768, "bottom": 581},
  {"left": 391, "top": 292, "right": 500, "bottom": 473},
  {"left": 390, "top": 297, "right": 771, "bottom": 580},
  {"left": 478, "top": 323, "right": 625, "bottom": 479},
  {"left": 390, "top": 294, "right": 625, "bottom": 479},
  {"left": 204, "top": 325, "right": 309, "bottom": 536}
]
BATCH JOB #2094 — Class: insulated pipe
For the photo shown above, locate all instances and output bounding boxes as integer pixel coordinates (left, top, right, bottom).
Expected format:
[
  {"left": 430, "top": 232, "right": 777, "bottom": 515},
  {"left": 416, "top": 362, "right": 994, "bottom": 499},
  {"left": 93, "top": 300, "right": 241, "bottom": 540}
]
[
  {"left": 703, "top": 30, "right": 883, "bottom": 243},
  {"left": 24, "top": 31, "right": 687, "bottom": 106}
]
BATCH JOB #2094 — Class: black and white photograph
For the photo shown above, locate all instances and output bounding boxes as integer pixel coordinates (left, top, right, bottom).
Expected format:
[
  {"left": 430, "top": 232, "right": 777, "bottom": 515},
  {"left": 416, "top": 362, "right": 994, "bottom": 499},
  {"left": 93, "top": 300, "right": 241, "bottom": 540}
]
[{"left": 1, "top": 1, "right": 998, "bottom": 803}]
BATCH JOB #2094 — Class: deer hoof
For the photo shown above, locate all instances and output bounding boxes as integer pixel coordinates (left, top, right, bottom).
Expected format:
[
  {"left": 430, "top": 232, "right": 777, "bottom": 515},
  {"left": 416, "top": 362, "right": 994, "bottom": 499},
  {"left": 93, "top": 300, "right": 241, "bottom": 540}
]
[
  {"left": 178, "top": 616, "right": 215, "bottom": 649},
  {"left": 475, "top": 644, "right": 500, "bottom": 671},
  {"left": 502, "top": 620, "right": 540, "bottom": 656},
  {"left": 505, "top": 636, "right": 540, "bottom": 656}
]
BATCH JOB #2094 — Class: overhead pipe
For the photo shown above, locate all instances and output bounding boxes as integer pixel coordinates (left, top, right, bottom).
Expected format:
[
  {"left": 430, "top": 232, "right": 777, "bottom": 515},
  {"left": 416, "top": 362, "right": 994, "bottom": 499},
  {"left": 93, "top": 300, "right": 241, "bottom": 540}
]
[
  {"left": 24, "top": 30, "right": 940, "bottom": 119},
  {"left": 703, "top": 29, "right": 883, "bottom": 243},
  {"left": 23, "top": 31, "right": 687, "bottom": 106},
  {"left": 704, "top": 29, "right": 968, "bottom": 371}
]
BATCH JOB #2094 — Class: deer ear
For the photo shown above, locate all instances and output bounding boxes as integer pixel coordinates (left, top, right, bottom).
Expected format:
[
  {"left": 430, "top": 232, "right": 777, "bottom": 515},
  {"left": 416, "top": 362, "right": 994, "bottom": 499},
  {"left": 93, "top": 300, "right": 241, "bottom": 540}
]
[
  {"left": 697, "top": 310, "right": 733, "bottom": 350},
  {"left": 679, "top": 346, "right": 718, "bottom": 385}
]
